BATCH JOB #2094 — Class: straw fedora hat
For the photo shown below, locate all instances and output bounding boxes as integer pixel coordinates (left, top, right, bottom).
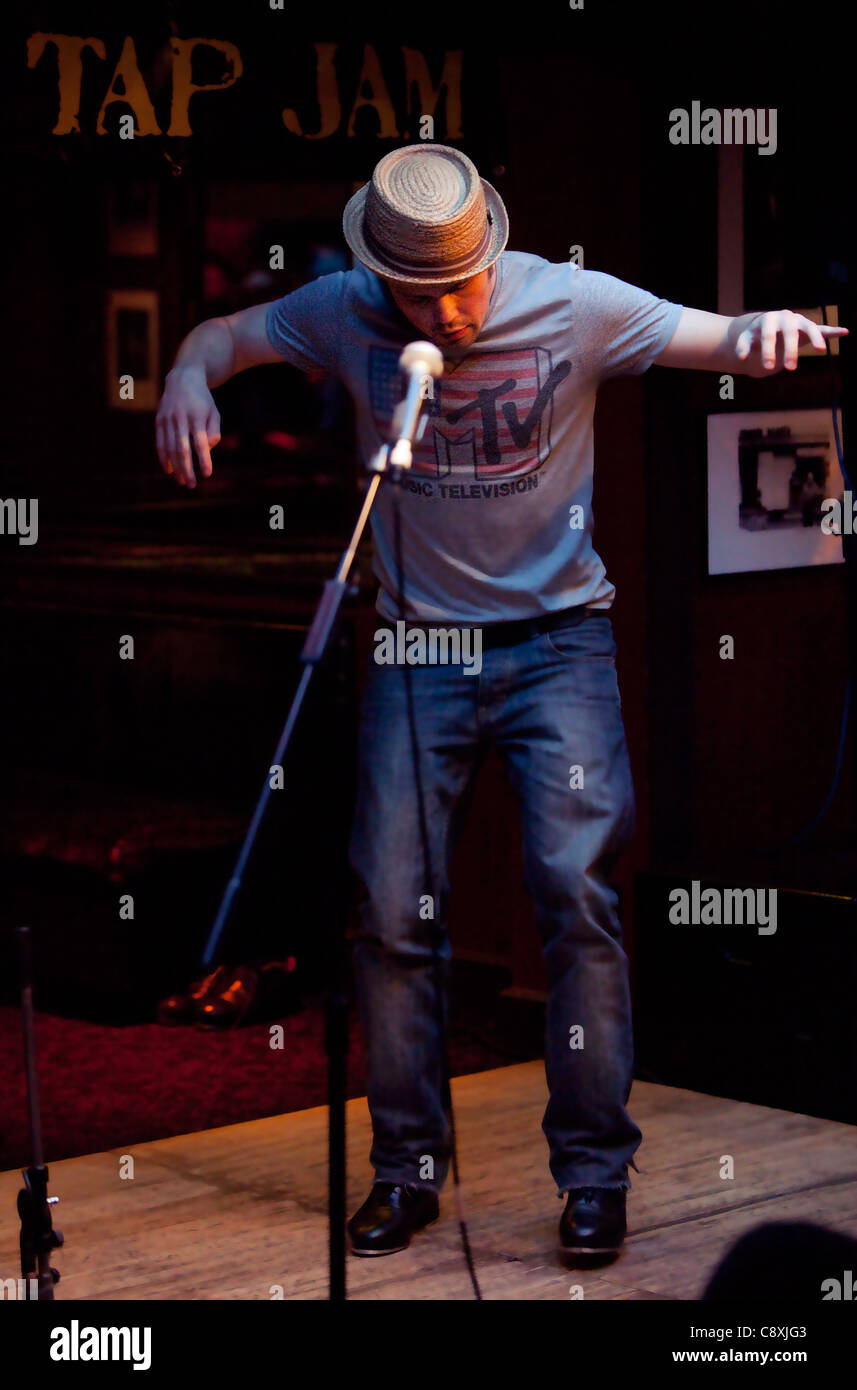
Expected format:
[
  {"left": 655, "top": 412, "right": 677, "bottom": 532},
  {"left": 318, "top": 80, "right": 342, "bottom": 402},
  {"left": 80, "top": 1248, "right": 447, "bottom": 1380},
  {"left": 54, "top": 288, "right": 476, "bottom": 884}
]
[{"left": 342, "top": 143, "right": 509, "bottom": 286}]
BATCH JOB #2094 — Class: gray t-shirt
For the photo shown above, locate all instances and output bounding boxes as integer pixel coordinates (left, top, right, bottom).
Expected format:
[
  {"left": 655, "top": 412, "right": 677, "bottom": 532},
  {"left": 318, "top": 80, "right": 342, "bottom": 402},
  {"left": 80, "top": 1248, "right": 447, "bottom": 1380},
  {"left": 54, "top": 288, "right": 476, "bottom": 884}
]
[{"left": 266, "top": 251, "right": 683, "bottom": 623}]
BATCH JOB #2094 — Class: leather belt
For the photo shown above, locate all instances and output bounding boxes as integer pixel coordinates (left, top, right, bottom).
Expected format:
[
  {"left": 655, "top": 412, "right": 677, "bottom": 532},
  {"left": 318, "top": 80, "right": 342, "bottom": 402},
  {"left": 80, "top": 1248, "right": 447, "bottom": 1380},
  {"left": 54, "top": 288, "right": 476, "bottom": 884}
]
[{"left": 400, "top": 604, "right": 591, "bottom": 650}]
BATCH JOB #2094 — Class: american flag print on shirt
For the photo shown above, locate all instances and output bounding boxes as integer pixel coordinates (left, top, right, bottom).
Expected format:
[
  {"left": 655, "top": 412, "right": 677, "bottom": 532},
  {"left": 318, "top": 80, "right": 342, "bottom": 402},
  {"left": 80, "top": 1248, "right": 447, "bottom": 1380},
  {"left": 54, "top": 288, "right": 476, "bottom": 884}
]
[{"left": 368, "top": 345, "right": 572, "bottom": 482}]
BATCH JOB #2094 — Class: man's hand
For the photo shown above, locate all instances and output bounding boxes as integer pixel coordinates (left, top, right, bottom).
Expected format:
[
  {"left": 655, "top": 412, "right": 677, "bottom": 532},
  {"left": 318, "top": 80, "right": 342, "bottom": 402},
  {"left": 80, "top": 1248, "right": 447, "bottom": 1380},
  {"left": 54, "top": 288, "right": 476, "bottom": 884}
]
[
  {"left": 155, "top": 365, "right": 221, "bottom": 489},
  {"left": 654, "top": 305, "right": 848, "bottom": 374},
  {"left": 155, "top": 303, "right": 284, "bottom": 486},
  {"left": 734, "top": 310, "right": 848, "bottom": 372}
]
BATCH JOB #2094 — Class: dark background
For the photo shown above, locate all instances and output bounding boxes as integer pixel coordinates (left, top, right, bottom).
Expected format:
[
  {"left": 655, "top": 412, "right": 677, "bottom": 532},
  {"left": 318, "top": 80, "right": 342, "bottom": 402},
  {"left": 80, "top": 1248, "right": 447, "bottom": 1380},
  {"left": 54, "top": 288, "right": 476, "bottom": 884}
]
[{"left": 1, "top": 0, "right": 855, "bottom": 1150}]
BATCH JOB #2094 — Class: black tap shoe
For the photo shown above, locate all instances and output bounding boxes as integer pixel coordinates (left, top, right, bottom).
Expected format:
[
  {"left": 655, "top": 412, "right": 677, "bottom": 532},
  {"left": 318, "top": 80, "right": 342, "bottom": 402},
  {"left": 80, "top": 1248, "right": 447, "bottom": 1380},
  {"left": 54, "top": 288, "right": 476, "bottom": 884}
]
[{"left": 347, "top": 1182, "right": 440, "bottom": 1256}]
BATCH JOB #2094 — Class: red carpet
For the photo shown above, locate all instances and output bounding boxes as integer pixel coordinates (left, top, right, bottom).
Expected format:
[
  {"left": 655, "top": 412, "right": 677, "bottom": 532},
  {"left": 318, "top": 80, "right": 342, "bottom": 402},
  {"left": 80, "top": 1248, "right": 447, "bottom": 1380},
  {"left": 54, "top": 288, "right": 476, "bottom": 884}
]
[{"left": 0, "top": 997, "right": 531, "bottom": 1170}]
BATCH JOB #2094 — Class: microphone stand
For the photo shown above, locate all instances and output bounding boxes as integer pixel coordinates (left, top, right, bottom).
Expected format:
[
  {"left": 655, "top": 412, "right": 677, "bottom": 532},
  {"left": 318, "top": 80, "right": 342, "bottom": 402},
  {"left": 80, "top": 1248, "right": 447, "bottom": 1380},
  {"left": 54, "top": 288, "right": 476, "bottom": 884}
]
[
  {"left": 198, "top": 344, "right": 441, "bottom": 1301},
  {"left": 15, "top": 925, "right": 63, "bottom": 1300}
]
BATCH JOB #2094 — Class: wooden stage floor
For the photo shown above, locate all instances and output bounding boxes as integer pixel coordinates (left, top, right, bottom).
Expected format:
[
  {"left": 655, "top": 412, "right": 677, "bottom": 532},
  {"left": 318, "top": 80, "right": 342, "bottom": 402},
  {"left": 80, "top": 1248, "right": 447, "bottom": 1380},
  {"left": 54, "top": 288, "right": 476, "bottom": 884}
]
[{"left": 2, "top": 1060, "right": 856, "bottom": 1301}]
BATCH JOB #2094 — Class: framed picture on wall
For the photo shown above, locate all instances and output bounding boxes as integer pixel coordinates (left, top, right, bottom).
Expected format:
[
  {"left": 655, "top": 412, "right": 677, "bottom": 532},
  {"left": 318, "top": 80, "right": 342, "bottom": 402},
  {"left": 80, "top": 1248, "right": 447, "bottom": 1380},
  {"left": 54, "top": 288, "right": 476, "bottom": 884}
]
[
  {"left": 707, "top": 407, "right": 846, "bottom": 575},
  {"left": 105, "top": 289, "right": 160, "bottom": 411}
]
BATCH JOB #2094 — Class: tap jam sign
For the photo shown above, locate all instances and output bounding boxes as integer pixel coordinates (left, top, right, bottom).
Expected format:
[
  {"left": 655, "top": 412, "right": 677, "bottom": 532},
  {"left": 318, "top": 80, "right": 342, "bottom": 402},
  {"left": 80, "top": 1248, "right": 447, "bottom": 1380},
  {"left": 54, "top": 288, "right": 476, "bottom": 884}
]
[{"left": 26, "top": 35, "right": 463, "bottom": 139}]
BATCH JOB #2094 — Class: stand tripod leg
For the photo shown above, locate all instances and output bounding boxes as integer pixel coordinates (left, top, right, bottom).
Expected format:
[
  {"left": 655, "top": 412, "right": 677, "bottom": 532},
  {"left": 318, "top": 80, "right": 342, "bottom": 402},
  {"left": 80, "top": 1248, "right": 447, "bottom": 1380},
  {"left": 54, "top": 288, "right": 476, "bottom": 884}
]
[{"left": 14, "top": 926, "right": 63, "bottom": 1300}]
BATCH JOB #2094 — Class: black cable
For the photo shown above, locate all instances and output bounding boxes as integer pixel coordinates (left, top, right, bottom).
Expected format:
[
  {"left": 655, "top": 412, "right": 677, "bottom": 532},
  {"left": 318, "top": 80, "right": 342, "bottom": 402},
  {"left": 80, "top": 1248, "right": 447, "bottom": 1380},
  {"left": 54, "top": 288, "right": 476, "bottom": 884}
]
[{"left": 389, "top": 469, "right": 482, "bottom": 1300}]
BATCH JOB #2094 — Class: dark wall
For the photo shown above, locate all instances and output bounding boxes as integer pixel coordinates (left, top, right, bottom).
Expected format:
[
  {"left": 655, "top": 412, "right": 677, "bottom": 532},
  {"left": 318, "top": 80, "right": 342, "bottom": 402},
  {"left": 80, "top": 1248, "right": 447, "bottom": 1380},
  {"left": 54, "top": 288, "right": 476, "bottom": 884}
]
[{"left": 641, "top": 90, "right": 855, "bottom": 898}]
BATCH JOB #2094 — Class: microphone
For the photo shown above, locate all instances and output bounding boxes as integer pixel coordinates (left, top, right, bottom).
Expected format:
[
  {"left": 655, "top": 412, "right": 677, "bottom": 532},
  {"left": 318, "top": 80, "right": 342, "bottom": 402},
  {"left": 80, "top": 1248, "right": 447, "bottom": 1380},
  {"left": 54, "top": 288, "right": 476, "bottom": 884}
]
[{"left": 388, "top": 341, "right": 444, "bottom": 469}]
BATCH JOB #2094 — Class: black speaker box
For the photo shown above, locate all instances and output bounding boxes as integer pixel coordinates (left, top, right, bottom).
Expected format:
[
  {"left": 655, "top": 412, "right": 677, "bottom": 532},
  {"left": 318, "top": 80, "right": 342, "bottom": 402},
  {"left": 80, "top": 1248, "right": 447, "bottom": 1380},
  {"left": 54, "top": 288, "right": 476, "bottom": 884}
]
[{"left": 633, "top": 871, "right": 857, "bottom": 1124}]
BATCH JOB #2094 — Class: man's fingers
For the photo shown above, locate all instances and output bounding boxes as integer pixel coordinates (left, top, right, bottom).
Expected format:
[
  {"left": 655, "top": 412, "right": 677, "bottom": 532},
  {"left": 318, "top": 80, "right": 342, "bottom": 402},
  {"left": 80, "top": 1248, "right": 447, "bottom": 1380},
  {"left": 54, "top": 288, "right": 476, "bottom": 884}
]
[
  {"left": 156, "top": 387, "right": 222, "bottom": 486},
  {"left": 790, "top": 313, "right": 830, "bottom": 354},
  {"left": 155, "top": 417, "right": 171, "bottom": 474},
  {"left": 169, "top": 423, "right": 186, "bottom": 484},
  {"left": 188, "top": 413, "right": 217, "bottom": 479},
  {"left": 795, "top": 321, "right": 848, "bottom": 354},
  {"left": 783, "top": 311, "right": 800, "bottom": 370},
  {"left": 804, "top": 321, "right": 829, "bottom": 352},
  {"left": 155, "top": 416, "right": 177, "bottom": 478},
  {"left": 194, "top": 429, "right": 214, "bottom": 479},
  {"left": 817, "top": 325, "right": 849, "bottom": 343},
  {"left": 190, "top": 410, "right": 221, "bottom": 480},
  {"left": 736, "top": 314, "right": 849, "bottom": 372},
  {"left": 761, "top": 311, "right": 779, "bottom": 369},
  {"left": 177, "top": 422, "right": 197, "bottom": 488},
  {"left": 170, "top": 419, "right": 196, "bottom": 488}
]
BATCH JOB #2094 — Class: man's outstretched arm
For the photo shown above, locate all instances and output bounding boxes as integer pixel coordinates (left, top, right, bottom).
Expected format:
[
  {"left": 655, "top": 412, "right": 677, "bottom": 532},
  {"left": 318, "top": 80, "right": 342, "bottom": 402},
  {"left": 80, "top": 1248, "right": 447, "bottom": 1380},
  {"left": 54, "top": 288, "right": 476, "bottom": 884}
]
[
  {"left": 652, "top": 305, "right": 848, "bottom": 375},
  {"left": 155, "top": 301, "right": 283, "bottom": 488}
]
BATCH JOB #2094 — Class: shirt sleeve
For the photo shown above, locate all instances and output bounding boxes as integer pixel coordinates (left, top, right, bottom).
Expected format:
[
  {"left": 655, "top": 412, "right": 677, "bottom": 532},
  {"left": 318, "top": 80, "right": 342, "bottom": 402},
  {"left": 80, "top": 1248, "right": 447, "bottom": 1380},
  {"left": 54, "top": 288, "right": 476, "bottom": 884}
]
[
  {"left": 265, "top": 270, "right": 349, "bottom": 374},
  {"left": 570, "top": 267, "right": 684, "bottom": 382}
]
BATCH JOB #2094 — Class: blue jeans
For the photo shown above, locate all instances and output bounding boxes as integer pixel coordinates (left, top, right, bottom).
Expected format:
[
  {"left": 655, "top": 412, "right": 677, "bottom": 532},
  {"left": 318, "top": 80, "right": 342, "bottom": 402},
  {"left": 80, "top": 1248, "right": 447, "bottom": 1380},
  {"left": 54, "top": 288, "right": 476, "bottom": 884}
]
[{"left": 348, "top": 608, "right": 641, "bottom": 1195}]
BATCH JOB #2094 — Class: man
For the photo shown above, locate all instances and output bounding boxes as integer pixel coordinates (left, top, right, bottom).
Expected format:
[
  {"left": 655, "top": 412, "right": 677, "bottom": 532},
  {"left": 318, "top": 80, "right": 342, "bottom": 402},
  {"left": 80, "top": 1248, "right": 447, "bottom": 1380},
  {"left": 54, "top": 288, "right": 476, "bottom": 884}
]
[{"left": 155, "top": 144, "right": 845, "bottom": 1260}]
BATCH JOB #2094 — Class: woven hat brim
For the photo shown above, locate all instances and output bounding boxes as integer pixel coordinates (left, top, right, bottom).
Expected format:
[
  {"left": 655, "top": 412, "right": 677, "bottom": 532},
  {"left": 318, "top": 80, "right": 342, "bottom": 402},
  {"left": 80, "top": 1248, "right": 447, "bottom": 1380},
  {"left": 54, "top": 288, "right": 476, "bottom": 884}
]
[{"left": 342, "top": 177, "right": 509, "bottom": 286}]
